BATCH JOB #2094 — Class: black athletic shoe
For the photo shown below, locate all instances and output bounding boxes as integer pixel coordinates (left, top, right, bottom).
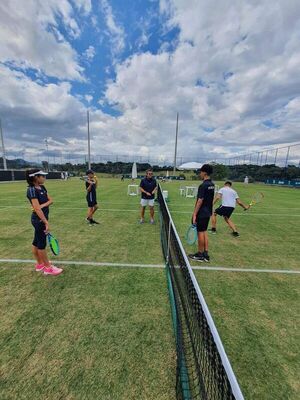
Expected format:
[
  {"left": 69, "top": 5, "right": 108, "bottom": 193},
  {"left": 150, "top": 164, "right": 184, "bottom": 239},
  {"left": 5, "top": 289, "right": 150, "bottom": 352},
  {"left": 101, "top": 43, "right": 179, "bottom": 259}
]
[
  {"left": 188, "top": 252, "right": 205, "bottom": 262},
  {"left": 203, "top": 251, "right": 210, "bottom": 262},
  {"left": 209, "top": 228, "right": 217, "bottom": 234},
  {"left": 232, "top": 231, "right": 240, "bottom": 237},
  {"left": 90, "top": 219, "right": 100, "bottom": 224}
]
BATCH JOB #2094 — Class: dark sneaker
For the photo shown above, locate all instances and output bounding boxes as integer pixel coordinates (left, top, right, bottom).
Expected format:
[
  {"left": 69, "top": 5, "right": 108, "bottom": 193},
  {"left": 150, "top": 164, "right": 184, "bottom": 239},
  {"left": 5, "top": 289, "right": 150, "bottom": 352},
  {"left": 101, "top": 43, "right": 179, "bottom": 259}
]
[
  {"left": 203, "top": 252, "right": 210, "bottom": 262},
  {"left": 86, "top": 218, "right": 91, "bottom": 223},
  {"left": 188, "top": 252, "right": 205, "bottom": 262},
  {"left": 209, "top": 228, "right": 217, "bottom": 234},
  {"left": 232, "top": 231, "right": 240, "bottom": 237},
  {"left": 91, "top": 219, "right": 100, "bottom": 224}
]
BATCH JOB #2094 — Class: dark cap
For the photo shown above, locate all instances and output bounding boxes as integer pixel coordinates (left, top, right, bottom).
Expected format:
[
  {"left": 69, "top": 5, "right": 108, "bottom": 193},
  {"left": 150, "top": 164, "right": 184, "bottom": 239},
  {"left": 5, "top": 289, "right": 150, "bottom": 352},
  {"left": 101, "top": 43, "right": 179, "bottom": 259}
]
[
  {"left": 86, "top": 169, "right": 94, "bottom": 175},
  {"left": 200, "top": 164, "right": 213, "bottom": 175}
]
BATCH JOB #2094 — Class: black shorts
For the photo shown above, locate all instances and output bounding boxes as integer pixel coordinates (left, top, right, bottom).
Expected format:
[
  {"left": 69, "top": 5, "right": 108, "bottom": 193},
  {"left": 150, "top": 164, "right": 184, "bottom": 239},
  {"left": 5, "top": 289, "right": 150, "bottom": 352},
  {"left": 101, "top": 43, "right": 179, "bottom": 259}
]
[
  {"left": 86, "top": 194, "right": 97, "bottom": 208},
  {"left": 31, "top": 216, "right": 47, "bottom": 250},
  {"left": 215, "top": 206, "right": 235, "bottom": 218},
  {"left": 196, "top": 217, "right": 210, "bottom": 232}
]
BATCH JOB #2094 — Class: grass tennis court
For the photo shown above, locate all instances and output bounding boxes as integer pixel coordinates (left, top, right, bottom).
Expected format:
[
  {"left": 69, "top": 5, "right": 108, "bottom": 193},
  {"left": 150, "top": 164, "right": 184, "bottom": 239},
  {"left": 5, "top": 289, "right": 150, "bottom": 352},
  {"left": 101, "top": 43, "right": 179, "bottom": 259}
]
[{"left": 0, "top": 178, "right": 299, "bottom": 399}]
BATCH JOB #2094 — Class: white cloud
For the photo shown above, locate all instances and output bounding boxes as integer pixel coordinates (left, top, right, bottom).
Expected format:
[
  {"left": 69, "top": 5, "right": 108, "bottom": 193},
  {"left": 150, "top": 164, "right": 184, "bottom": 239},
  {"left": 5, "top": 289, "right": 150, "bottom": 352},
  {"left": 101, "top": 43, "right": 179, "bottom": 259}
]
[
  {"left": 84, "top": 45, "right": 96, "bottom": 60},
  {"left": 0, "top": 64, "right": 87, "bottom": 151},
  {"left": 98, "top": 0, "right": 300, "bottom": 159},
  {"left": 0, "top": 0, "right": 84, "bottom": 80},
  {"left": 72, "top": 0, "right": 92, "bottom": 15},
  {"left": 85, "top": 95, "right": 93, "bottom": 103},
  {"left": 100, "top": 0, "right": 125, "bottom": 56},
  {"left": 1, "top": 0, "right": 300, "bottom": 162}
]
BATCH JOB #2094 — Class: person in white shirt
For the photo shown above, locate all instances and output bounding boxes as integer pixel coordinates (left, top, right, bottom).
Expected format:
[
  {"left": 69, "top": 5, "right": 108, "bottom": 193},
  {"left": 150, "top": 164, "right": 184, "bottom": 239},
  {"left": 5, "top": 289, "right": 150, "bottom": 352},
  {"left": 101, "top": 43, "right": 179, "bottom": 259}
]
[{"left": 210, "top": 181, "right": 249, "bottom": 237}]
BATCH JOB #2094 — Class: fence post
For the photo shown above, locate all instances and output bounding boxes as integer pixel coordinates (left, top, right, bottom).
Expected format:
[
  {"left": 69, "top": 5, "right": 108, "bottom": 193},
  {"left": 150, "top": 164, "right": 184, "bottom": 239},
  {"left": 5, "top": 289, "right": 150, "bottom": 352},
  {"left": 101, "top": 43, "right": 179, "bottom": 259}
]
[{"left": 264, "top": 151, "right": 268, "bottom": 165}]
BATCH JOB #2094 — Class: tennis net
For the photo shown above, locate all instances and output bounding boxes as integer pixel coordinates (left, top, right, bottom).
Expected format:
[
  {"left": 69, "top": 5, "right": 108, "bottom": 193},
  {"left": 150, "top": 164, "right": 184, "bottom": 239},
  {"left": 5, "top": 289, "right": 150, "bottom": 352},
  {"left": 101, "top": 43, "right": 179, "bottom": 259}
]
[{"left": 158, "top": 184, "right": 244, "bottom": 400}]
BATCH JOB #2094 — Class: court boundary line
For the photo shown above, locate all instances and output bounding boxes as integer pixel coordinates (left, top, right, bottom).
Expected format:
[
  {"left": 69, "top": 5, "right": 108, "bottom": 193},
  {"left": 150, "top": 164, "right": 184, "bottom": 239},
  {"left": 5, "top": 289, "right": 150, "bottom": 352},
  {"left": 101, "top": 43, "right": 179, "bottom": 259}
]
[{"left": 0, "top": 259, "right": 299, "bottom": 274}]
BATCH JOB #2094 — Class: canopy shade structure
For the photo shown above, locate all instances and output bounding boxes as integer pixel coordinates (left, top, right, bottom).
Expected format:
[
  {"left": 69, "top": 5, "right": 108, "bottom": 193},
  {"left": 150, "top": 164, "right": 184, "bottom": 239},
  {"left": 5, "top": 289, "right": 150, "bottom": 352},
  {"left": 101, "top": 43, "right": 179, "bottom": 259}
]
[
  {"left": 178, "top": 162, "right": 203, "bottom": 170},
  {"left": 131, "top": 162, "right": 138, "bottom": 179}
]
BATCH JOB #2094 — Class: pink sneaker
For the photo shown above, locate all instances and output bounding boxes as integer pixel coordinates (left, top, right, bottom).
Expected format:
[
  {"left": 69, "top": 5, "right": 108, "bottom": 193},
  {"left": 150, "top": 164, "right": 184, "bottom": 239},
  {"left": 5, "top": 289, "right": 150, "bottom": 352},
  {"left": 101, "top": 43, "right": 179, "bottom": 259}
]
[
  {"left": 43, "top": 265, "right": 63, "bottom": 276},
  {"left": 35, "top": 264, "right": 44, "bottom": 272}
]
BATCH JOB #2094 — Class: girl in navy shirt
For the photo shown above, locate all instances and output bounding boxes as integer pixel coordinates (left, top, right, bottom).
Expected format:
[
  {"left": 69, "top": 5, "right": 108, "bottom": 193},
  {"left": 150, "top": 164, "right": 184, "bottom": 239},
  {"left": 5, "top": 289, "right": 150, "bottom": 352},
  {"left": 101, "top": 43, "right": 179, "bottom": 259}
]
[{"left": 26, "top": 169, "right": 63, "bottom": 276}]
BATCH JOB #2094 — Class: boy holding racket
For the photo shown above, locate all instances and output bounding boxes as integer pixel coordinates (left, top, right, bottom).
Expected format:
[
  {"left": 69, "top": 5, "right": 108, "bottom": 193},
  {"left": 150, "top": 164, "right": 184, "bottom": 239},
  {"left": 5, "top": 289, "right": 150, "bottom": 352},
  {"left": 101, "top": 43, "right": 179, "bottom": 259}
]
[
  {"left": 26, "top": 169, "right": 63, "bottom": 275},
  {"left": 85, "top": 169, "right": 99, "bottom": 225},
  {"left": 210, "top": 181, "right": 249, "bottom": 237},
  {"left": 189, "top": 164, "right": 215, "bottom": 262}
]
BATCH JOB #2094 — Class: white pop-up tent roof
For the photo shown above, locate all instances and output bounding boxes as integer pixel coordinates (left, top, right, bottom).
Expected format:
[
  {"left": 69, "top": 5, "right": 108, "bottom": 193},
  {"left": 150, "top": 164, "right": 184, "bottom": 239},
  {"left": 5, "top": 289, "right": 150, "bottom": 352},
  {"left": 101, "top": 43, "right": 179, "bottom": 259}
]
[{"left": 178, "top": 162, "right": 203, "bottom": 170}]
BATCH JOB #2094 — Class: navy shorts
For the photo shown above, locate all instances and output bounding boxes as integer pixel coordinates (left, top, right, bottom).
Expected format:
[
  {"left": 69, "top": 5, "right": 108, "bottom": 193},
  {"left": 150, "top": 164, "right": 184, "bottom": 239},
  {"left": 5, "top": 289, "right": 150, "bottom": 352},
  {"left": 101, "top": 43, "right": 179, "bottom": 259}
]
[
  {"left": 215, "top": 206, "right": 235, "bottom": 218},
  {"left": 86, "top": 194, "right": 97, "bottom": 208},
  {"left": 196, "top": 217, "right": 210, "bottom": 232},
  {"left": 31, "top": 216, "right": 47, "bottom": 250}
]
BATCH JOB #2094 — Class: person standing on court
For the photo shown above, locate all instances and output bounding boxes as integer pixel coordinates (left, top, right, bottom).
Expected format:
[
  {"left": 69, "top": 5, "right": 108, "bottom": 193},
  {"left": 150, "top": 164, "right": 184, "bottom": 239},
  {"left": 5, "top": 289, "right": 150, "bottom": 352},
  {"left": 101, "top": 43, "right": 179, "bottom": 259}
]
[
  {"left": 139, "top": 169, "right": 157, "bottom": 224},
  {"left": 85, "top": 169, "right": 99, "bottom": 225},
  {"left": 26, "top": 169, "right": 63, "bottom": 275},
  {"left": 210, "top": 181, "right": 249, "bottom": 237},
  {"left": 189, "top": 164, "right": 215, "bottom": 262}
]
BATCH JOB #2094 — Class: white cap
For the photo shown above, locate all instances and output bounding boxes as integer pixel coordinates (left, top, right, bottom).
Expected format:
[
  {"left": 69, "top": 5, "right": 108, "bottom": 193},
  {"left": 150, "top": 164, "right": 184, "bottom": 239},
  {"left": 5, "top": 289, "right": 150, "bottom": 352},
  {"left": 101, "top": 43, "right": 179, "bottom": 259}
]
[{"left": 29, "top": 170, "right": 48, "bottom": 177}]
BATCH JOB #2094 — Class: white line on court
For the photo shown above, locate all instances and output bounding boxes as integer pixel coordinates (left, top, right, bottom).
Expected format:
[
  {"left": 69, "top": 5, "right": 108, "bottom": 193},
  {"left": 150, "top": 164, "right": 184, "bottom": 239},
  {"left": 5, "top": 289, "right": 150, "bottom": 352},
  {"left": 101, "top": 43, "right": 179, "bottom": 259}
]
[{"left": 0, "top": 259, "right": 299, "bottom": 274}]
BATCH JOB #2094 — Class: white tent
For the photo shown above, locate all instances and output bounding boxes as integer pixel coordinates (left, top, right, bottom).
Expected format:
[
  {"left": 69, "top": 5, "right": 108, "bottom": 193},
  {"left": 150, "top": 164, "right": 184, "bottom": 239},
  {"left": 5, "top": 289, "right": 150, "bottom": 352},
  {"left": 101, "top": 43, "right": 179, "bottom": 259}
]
[
  {"left": 131, "top": 162, "right": 137, "bottom": 179},
  {"left": 166, "top": 170, "right": 169, "bottom": 178},
  {"left": 178, "top": 162, "right": 203, "bottom": 170}
]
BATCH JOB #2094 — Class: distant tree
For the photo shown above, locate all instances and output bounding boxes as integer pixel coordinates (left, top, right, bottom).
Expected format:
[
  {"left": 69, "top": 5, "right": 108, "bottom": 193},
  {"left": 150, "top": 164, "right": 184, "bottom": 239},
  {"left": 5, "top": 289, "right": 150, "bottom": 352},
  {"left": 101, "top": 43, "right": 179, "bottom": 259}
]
[{"left": 210, "top": 163, "right": 229, "bottom": 180}]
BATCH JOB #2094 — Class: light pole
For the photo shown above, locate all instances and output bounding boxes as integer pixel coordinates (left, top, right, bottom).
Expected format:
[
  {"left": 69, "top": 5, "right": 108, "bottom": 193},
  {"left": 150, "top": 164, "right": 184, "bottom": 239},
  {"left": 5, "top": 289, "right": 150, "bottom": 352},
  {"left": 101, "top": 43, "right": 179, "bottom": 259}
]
[
  {"left": 87, "top": 110, "right": 91, "bottom": 169},
  {"left": 0, "top": 118, "right": 7, "bottom": 170},
  {"left": 173, "top": 112, "right": 179, "bottom": 176},
  {"left": 45, "top": 138, "right": 50, "bottom": 171}
]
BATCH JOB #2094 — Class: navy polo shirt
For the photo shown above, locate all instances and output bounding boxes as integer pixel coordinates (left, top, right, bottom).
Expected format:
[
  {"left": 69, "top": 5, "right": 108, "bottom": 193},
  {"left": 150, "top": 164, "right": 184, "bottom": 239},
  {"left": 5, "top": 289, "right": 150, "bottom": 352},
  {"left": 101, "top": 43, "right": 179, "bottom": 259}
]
[
  {"left": 85, "top": 181, "right": 96, "bottom": 197},
  {"left": 140, "top": 177, "right": 157, "bottom": 200},
  {"left": 26, "top": 185, "right": 49, "bottom": 218},
  {"left": 197, "top": 179, "right": 215, "bottom": 218}
]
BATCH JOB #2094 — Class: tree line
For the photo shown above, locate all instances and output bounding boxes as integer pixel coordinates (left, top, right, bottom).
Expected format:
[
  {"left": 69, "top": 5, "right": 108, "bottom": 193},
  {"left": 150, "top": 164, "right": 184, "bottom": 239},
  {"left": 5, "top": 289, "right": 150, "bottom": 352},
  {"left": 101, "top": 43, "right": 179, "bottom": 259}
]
[{"left": 1, "top": 157, "right": 299, "bottom": 181}]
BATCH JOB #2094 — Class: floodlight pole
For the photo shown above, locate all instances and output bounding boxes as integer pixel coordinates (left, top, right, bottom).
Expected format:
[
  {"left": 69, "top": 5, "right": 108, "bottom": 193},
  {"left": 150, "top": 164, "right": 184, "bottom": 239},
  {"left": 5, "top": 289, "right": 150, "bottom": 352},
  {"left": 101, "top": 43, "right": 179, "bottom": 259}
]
[
  {"left": 0, "top": 118, "right": 7, "bottom": 170},
  {"left": 45, "top": 138, "right": 50, "bottom": 171},
  {"left": 87, "top": 110, "right": 91, "bottom": 169},
  {"left": 173, "top": 112, "right": 179, "bottom": 176}
]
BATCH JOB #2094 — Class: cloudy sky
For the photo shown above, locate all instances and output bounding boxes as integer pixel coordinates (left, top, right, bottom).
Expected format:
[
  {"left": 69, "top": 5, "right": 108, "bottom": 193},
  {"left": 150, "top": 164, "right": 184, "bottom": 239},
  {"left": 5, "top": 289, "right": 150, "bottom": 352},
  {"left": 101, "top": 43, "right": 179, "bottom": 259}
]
[{"left": 0, "top": 0, "right": 300, "bottom": 163}]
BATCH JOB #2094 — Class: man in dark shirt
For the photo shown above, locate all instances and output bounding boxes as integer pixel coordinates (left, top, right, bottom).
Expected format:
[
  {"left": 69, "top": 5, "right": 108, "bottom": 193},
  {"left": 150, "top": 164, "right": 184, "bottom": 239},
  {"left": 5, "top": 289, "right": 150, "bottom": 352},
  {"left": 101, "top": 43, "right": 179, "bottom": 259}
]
[
  {"left": 189, "top": 164, "right": 215, "bottom": 262},
  {"left": 139, "top": 169, "right": 157, "bottom": 224}
]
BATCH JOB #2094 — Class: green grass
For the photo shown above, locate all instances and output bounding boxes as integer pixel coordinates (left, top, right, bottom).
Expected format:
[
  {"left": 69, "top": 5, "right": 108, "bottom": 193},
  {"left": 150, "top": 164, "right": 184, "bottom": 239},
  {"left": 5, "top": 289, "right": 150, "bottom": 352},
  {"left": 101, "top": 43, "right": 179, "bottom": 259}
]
[
  {"left": 163, "top": 180, "right": 300, "bottom": 399},
  {"left": 164, "top": 180, "right": 300, "bottom": 270},
  {"left": 194, "top": 271, "right": 300, "bottom": 400},
  {"left": 0, "top": 266, "right": 175, "bottom": 400},
  {"left": 0, "top": 179, "right": 175, "bottom": 399},
  {"left": 0, "top": 178, "right": 299, "bottom": 399}
]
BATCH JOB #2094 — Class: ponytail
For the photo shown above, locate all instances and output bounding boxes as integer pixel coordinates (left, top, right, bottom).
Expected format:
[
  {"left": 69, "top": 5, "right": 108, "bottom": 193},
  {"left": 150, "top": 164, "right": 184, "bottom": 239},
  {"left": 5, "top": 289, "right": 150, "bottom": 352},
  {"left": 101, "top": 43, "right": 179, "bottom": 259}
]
[{"left": 26, "top": 169, "right": 40, "bottom": 186}]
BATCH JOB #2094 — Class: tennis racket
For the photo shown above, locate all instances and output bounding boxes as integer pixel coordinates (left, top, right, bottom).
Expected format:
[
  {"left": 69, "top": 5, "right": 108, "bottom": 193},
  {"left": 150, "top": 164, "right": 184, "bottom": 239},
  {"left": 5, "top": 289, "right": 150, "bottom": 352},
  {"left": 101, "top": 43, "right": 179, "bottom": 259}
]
[
  {"left": 47, "top": 233, "right": 60, "bottom": 256},
  {"left": 185, "top": 224, "right": 198, "bottom": 245},
  {"left": 245, "top": 192, "right": 264, "bottom": 210}
]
